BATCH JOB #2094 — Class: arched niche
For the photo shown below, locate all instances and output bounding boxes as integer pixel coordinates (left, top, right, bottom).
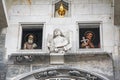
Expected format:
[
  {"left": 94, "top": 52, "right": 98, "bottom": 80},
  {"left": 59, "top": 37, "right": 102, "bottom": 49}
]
[{"left": 12, "top": 66, "right": 109, "bottom": 80}]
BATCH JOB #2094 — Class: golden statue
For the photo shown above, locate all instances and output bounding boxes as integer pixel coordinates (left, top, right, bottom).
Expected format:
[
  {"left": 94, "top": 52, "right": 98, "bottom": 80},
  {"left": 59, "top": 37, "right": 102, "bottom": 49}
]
[{"left": 57, "top": 3, "right": 66, "bottom": 17}]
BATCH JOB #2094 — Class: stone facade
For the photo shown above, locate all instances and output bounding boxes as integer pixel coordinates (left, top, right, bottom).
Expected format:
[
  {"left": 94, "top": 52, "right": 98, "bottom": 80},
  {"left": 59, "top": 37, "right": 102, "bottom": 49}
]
[
  {"left": 1, "top": 0, "right": 120, "bottom": 80},
  {"left": 0, "top": 34, "right": 7, "bottom": 80}
]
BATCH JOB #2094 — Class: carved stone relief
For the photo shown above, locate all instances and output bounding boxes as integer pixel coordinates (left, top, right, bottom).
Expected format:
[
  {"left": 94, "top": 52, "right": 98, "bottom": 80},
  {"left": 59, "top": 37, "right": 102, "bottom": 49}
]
[
  {"left": 47, "top": 28, "right": 72, "bottom": 54},
  {"left": 21, "top": 68, "right": 104, "bottom": 80}
]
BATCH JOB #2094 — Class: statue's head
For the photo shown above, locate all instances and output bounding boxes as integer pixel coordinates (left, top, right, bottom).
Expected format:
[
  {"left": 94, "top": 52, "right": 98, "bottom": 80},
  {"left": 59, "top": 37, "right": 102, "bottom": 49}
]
[
  {"left": 53, "top": 29, "right": 63, "bottom": 38},
  {"left": 28, "top": 34, "right": 34, "bottom": 43}
]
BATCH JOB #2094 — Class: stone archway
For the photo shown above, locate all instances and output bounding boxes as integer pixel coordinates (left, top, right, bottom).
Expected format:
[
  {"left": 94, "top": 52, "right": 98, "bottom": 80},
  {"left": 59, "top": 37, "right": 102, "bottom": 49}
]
[{"left": 12, "top": 67, "right": 109, "bottom": 80}]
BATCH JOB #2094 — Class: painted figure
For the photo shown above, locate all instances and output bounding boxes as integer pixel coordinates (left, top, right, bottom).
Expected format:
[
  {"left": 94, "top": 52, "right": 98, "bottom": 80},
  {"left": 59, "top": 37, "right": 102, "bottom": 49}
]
[
  {"left": 81, "top": 31, "right": 95, "bottom": 48},
  {"left": 23, "top": 34, "right": 37, "bottom": 49}
]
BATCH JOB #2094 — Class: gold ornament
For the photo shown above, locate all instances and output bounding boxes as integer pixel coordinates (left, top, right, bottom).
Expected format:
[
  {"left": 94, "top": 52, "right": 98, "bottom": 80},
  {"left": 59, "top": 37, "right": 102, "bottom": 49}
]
[{"left": 57, "top": 3, "right": 66, "bottom": 17}]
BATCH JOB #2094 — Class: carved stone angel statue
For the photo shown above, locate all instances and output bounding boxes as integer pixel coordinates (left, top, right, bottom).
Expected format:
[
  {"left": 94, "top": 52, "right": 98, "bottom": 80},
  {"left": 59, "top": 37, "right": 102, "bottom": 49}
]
[{"left": 47, "top": 28, "right": 72, "bottom": 54}]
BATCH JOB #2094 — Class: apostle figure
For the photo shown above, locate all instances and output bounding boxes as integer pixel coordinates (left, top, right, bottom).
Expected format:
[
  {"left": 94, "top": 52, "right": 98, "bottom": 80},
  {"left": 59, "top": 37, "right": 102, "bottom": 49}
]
[
  {"left": 23, "top": 34, "right": 37, "bottom": 49},
  {"left": 81, "top": 31, "right": 95, "bottom": 48}
]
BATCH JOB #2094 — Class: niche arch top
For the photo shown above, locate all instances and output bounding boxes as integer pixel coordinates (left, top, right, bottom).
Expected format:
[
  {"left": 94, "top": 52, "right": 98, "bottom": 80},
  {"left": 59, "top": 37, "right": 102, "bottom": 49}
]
[{"left": 13, "top": 66, "right": 109, "bottom": 80}]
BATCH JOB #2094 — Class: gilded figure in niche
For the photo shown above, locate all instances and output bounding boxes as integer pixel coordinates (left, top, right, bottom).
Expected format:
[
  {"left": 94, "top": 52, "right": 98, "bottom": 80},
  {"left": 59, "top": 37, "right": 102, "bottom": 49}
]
[
  {"left": 55, "top": 0, "right": 69, "bottom": 17},
  {"left": 57, "top": 3, "right": 67, "bottom": 17}
]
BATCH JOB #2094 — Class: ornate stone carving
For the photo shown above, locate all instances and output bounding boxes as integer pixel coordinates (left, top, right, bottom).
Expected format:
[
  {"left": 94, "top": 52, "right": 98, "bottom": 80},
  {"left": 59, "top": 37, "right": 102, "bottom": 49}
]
[
  {"left": 68, "top": 70, "right": 81, "bottom": 77},
  {"left": 0, "top": 63, "right": 7, "bottom": 80},
  {"left": 16, "top": 55, "right": 34, "bottom": 62},
  {"left": 47, "top": 28, "right": 72, "bottom": 54},
  {"left": 86, "top": 74, "right": 97, "bottom": 80},
  {"left": 47, "top": 70, "right": 59, "bottom": 76},
  {"left": 33, "top": 70, "right": 59, "bottom": 79},
  {"left": 33, "top": 69, "right": 102, "bottom": 80}
]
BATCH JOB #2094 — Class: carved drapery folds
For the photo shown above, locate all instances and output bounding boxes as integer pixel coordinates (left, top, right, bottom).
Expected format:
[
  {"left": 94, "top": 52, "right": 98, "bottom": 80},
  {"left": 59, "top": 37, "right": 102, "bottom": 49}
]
[{"left": 47, "top": 28, "right": 72, "bottom": 54}]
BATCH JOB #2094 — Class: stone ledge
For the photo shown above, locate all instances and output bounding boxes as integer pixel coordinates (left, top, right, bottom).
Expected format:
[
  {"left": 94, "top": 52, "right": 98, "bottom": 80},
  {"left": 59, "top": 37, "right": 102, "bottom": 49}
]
[
  {"left": 64, "top": 52, "right": 112, "bottom": 62},
  {"left": 10, "top": 51, "right": 111, "bottom": 55},
  {"left": 8, "top": 51, "right": 112, "bottom": 64}
]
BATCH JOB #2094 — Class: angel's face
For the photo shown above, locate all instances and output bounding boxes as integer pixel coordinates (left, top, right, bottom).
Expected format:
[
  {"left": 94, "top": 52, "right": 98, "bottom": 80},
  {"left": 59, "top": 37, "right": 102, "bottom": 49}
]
[{"left": 54, "top": 30, "right": 61, "bottom": 36}]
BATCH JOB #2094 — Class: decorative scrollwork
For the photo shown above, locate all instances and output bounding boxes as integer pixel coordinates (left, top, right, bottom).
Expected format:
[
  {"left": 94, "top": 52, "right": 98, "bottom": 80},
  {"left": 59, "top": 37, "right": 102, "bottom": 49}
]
[
  {"left": 68, "top": 70, "right": 81, "bottom": 77},
  {"left": 48, "top": 70, "right": 59, "bottom": 76},
  {"left": 34, "top": 70, "right": 59, "bottom": 79},
  {"left": 86, "top": 74, "right": 97, "bottom": 80},
  {"left": 16, "top": 55, "right": 34, "bottom": 62},
  {"left": 16, "top": 56, "right": 24, "bottom": 62}
]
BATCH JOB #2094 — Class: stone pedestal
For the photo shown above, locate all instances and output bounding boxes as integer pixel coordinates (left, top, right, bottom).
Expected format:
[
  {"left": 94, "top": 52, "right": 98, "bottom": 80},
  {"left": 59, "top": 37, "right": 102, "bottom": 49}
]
[{"left": 50, "top": 53, "right": 64, "bottom": 64}]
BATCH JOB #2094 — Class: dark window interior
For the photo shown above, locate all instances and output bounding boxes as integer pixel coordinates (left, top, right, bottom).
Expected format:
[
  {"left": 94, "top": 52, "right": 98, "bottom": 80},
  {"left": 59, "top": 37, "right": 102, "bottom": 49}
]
[
  {"left": 21, "top": 28, "right": 43, "bottom": 49},
  {"left": 79, "top": 24, "right": 100, "bottom": 49}
]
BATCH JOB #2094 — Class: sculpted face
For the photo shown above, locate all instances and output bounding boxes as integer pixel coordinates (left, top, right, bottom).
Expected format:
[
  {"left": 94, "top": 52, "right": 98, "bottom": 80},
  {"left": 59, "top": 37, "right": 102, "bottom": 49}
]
[
  {"left": 54, "top": 29, "right": 61, "bottom": 36},
  {"left": 28, "top": 35, "right": 34, "bottom": 43},
  {"left": 28, "top": 39, "right": 33, "bottom": 43}
]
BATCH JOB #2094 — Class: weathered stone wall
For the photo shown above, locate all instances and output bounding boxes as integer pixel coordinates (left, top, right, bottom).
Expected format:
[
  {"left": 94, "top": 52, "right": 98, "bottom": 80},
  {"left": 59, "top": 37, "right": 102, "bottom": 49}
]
[
  {"left": 0, "top": 0, "right": 8, "bottom": 28},
  {"left": 6, "top": 53, "right": 113, "bottom": 80},
  {"left": 5, "top": 0, "right": 114, "bottom": 54},
  {"left": 0, "top": 34, "right": 5, "bottom": 61},
  {"left": 4, "top": 0, "right": 115, "bottom": 80},
  {"left": 0, "top": 32, "right": 7, "bottom": 80},
  {"left": 114, "top": 0, "right": 120, "bottom": 25}
]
